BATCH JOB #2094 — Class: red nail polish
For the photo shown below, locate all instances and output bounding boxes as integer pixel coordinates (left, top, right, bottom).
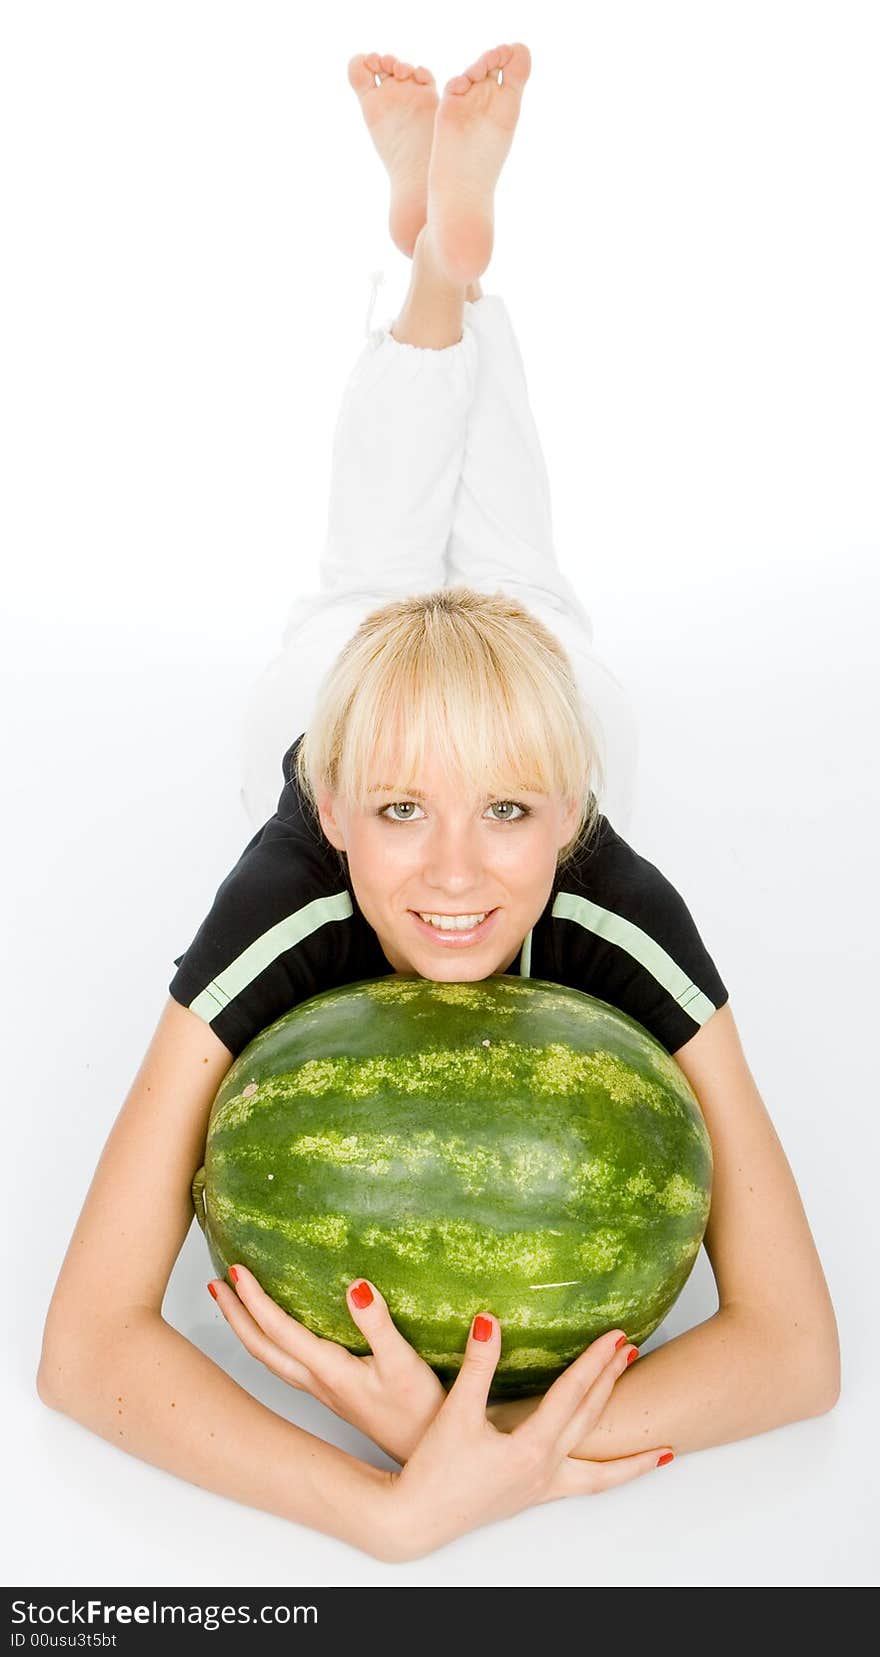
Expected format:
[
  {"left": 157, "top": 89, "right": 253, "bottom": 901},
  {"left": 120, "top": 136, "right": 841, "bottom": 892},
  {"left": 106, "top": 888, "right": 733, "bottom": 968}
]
[
  {"left": 657, "top": 1452, "right": 675, "bottom": 1467},
  {"left": 207, "top": 1282, "right": 218, "bottom": 1300},
  {"left": 614, "top": 1335, "right": 628, "bottom": 1350},
  {"left": 473, "top": 1315, "right": 493, "bottom": 1342},
  {"left": 350, "top": 1280, "right": 373, "bottom": 1308},
  {"left": 626, "top": 1346, "right": 639, "bottom": 1364},
  {"left": 229, "top": 1266, "right": 239, "bottom": 1284}
]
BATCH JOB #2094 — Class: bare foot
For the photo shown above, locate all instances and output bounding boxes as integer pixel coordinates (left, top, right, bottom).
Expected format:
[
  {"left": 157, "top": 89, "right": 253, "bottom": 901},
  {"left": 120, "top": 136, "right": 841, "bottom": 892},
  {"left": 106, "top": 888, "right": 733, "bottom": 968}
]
[
  {"left": 427, "top": 42, "right": 532, "bottom": 286},
  {"left": 347, "top": 53, "right": 438, "bottom": 257}
]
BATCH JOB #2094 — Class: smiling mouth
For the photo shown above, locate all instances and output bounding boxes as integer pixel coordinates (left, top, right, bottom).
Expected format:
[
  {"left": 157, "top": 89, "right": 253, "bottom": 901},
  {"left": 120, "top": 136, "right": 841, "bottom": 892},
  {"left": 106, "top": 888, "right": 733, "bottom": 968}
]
[
  {"left": 408, "top": 908, "right": 501, "bottom": 943},
  {"left": 412, "top": 909, "right": 497, "bottom": 917},
  {"left": 409, "top": 906, "right": 498, "bottom": 919}
]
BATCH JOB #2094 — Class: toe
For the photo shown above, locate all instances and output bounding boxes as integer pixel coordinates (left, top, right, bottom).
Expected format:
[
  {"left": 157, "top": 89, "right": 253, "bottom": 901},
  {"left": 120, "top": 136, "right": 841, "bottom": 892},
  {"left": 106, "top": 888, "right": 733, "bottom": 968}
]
[
  {"left": 392, "top": 60, "right": 414, "bottom": 79},
  {"left": 500, "top": 42, "right": 532, "bottom": 90},
  {"left": 413, "top": 65, "right": 435, "bottom": 86},
  {"left": 379, "top": 54, "right": 396, "bottom": 75},
  {"left": 460, "top": 52, "right": 489, "bottom": 83},
  {"left": 461, "top": 45, "right": 506, "bottom": 82},
  {"left": 347, "top": 54, "right": 377, "bottom": 94}
]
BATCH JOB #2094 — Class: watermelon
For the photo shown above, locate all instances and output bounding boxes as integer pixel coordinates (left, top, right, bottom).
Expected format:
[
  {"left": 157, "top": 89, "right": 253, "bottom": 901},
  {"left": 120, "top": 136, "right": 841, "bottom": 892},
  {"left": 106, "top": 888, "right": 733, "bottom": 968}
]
[{"left": 192, "top": 975, "right": 712, "bottom": 1400}]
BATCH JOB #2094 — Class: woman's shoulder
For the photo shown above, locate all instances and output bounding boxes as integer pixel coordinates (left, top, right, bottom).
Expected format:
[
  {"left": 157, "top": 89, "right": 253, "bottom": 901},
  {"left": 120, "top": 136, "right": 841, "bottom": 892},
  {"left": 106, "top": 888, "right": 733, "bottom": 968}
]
[
  {"left": 547, "top": 811, "right": 729, "bottom": 1055},
  {"left": 554, "top": 809, "right": 669, "bottom": 906},
  {"left": 168, "top": 737, "right": 360, "bottom": 1058}
]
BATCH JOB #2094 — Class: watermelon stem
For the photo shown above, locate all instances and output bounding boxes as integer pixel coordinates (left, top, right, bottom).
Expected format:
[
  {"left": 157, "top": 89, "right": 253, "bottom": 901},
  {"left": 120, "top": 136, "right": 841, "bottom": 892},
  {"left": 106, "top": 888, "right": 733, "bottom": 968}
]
[{"left": 191, "top": 1166, "right": 208, "bottom": 1234}]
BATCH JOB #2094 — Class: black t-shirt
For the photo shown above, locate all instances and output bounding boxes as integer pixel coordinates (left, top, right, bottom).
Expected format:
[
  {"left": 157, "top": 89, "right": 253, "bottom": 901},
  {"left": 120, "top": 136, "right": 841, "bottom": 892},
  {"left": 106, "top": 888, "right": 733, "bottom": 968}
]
[{"left": 169, "top": 734, "right": 729, "bottom": 1060}]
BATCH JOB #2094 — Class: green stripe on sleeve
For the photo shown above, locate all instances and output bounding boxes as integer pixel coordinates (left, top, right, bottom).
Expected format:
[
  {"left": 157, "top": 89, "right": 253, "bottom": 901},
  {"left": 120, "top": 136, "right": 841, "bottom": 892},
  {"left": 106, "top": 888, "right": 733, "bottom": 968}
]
[
  {"left": 552, "top": 889, "right": 718, "bottom": 1025},
  {"left": 189, "top": 890, "right": 354, "bottom": 1023}
]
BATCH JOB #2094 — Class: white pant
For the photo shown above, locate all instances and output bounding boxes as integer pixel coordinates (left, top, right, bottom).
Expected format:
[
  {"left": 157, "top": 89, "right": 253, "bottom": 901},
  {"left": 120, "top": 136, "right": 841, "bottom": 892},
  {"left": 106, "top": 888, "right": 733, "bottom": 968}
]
[{"left": 239, "top": 285, "right": 639, "bottom": 832}]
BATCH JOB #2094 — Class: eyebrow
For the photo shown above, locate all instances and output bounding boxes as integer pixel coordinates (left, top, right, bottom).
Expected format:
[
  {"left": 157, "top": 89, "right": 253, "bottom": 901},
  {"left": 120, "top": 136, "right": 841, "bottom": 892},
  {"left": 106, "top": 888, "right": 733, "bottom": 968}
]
[
  {"left": 367, "top": 783, "right": 545, "bottom": 798},
  {"left": 369, "top": 785, "right": 427, "bottom": 797}
]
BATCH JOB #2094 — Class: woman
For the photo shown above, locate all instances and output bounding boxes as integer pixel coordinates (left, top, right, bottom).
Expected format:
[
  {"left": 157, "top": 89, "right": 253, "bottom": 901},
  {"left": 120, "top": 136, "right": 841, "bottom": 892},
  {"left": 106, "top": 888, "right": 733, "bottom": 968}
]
[{"left": 36, "top": 44, "right": 840, "bottom": 1565}]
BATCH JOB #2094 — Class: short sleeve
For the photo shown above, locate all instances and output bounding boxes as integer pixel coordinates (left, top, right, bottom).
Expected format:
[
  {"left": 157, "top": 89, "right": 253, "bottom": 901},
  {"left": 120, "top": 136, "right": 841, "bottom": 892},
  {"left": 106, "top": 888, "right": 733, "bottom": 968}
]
[
  {"left": 556, "top": 826, "right": 730, "bottom": 1055},
  {"left": 607, "top": 871, "right": 730, "bottom": 1054},
  {"left": 169, "top": 783, "right": 354, "bottom": 1058}
]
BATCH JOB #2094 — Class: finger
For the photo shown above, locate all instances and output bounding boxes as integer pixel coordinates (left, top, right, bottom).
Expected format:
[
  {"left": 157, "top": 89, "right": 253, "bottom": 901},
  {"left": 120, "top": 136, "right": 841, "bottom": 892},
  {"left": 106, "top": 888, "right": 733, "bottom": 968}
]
[
  {"left": 442, "top": 1313, "right": 501, "bottom": 1422},
  {"left": 226, "top": 1263, "right": 333, "bottom": 1373},
  {"left": 540, "top": 1445, "right": 675, "bottom": 1503},
  {"left": 557, "top": 1343, "right": 640, "bottom": 1457},
  {"left": 209, "top": 1278, "right": 314, "bottom": 1390},
  {"left": 345, "top": 1279, "right": 425, "bottom": 1374},
  {"left": 519, "top": 1329, "right": 629, "bottom": 1449}
]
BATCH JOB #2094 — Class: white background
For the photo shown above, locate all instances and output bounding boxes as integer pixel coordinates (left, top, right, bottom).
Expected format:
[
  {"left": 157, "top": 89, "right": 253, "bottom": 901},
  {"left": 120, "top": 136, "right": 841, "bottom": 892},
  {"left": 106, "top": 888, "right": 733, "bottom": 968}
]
[{"left": 4, "top": 0, "right": 877, "bottom": 1591}]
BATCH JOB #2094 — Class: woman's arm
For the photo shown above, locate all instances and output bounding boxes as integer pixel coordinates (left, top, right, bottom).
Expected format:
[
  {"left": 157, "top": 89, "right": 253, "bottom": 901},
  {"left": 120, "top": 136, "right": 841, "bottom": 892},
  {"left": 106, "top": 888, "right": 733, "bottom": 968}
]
[
  {"left": 488, "top": 1002, "right": 841, "bottom": 1456},
  {"left": 36, "top": 995, "right": 672, "bottom": 1560},
  {"left": 35, "top": 998, "right": 398, "bottom": 1559}
]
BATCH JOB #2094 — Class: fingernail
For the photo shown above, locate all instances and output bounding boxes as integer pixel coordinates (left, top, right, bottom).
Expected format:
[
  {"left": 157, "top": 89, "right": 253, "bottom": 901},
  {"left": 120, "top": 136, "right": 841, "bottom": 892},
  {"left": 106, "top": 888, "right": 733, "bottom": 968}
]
[
  {"left": 614, "top": 1334, "right": 628, "bottom": 1350},
  {"left": 207, "top": 1282, "right": 218, "bottom": 1300},
  {"left": 657, "top": 1452, "right": 675, "bottom": 1467},
  {"left": 473, "top": 1315, "right": 493, "bottom": 1342},
  {"left": 350, "top": 1280, "right": 373, "bottom": 1308},
  {"left": 229, "top": 1266, "right": 239, "bottom": 1284},
  {"left": 626, "top": 1346, "right": 639, "bottom": 1364}
]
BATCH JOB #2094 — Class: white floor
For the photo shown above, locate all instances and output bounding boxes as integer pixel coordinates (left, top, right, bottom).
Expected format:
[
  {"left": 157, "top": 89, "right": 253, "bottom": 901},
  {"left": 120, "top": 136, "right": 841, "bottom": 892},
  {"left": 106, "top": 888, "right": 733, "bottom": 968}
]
[
  {"left": 5, "top": 0, "right": 877, "bottom": 1594},
  {"left": 6, "top": 551, "right": 876, "bottom": 1587}
]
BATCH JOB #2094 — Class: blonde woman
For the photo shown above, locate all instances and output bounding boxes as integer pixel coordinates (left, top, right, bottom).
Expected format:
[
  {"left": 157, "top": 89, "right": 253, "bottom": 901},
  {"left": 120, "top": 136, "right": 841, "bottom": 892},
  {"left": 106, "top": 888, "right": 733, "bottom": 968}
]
[{"left": 37, "top": 45, "right": 839, "bottom": 1564}]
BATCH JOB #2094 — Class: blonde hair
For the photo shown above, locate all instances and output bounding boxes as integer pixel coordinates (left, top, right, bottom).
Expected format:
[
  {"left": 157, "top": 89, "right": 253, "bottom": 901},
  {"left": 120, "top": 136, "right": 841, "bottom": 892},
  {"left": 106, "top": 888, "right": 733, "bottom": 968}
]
[{"left": 294, "top": 585, "right": 606, "bottom": 871}]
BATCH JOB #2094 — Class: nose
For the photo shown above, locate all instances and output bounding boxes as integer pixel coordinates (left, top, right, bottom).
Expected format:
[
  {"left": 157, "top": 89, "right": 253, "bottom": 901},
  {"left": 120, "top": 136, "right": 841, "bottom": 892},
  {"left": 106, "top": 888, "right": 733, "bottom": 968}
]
[{"left": 421, "top": 819, "right": 487, "bottom": 897}]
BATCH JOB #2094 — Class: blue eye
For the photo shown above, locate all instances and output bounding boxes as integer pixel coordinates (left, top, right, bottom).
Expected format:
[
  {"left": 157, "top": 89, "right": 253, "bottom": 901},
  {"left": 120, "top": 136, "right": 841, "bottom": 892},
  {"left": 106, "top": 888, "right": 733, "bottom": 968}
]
[{"left": 380, "top": 800, "right": 530, "bottom": 823}]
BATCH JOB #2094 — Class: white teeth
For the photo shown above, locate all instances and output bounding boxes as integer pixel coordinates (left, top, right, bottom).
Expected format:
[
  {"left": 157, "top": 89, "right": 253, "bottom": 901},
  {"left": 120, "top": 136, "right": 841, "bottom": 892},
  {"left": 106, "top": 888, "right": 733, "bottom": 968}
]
[{"left": 417, "top": 911, "right": 489, "bottom": 931}]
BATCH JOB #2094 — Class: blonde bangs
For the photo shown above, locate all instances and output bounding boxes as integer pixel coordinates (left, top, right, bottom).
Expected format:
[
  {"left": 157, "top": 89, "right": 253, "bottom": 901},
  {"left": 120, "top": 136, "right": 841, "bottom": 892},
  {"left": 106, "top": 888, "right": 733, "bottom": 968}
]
[{"left": 294, "top": 586, "right": 606, "bottom": 867}]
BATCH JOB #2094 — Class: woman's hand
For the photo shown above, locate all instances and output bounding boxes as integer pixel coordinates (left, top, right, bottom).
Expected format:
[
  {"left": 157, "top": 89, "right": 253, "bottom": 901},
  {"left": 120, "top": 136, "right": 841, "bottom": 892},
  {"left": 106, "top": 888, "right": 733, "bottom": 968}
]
[
  {"left": 208, "top": 1265, "right": 446, "bottom": 1463},
  {"left": 381, "top": 1315, "right": 674, "bottom": 1562}
]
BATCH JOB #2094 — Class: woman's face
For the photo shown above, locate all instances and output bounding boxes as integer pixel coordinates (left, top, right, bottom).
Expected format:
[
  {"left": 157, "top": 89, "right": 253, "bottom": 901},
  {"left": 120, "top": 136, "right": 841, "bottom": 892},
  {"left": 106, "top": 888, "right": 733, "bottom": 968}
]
[{"left": 318, "top": 750, "right": 581, "bottom": 979}]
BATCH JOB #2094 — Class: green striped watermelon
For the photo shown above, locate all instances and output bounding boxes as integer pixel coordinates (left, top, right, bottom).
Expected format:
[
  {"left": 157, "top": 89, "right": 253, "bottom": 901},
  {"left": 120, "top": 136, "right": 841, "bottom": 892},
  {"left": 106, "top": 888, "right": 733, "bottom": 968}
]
[{"left": 192, "top": 975, "right": 712, "bottom": 1400}]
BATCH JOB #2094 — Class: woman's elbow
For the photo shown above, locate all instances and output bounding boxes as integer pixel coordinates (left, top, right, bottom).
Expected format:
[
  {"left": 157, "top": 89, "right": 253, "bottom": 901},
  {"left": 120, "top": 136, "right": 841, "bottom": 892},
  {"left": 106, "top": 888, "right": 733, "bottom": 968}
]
[
  {"left": 811, "top": 1348, "right": 841, "bottom": 1417},
  {"left": 740, "top": 1301, "right": 841, "bottom": 1420},
  {"left": 818, "top": 1299, "right": 842, "bottom": 1413},
  {"left": 36, "top": 1340, "right": 70, "bottom": 1412},
  {"left": 36, "top": 1366, "right": 63, "bottom": 1412},
  {"left": 36, "top": 1322, "right": 86, "bottom": 1414},
  {"left": 800, "top": 1317, "right": 841, "bottom": 1417}
]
